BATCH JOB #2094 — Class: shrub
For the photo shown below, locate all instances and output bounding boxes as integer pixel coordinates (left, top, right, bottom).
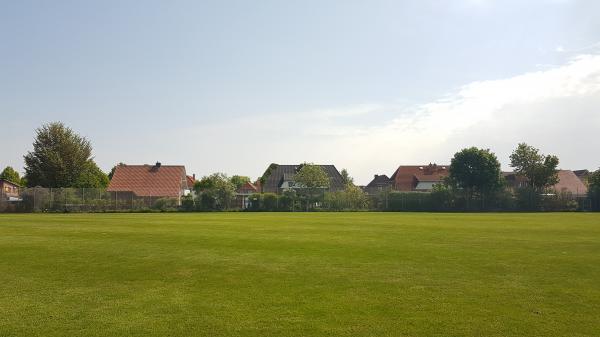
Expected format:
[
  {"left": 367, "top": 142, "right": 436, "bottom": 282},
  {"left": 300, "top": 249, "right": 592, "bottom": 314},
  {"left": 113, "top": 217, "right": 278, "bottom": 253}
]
[{"left": 152, "top": 198, "right": 178, "bottom": 212}]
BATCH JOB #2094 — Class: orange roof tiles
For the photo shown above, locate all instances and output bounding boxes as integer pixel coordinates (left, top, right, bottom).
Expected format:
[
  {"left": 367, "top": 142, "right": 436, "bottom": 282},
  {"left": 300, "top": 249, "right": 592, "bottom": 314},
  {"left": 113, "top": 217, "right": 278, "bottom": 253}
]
[{"left": 107, "top": 164, "right": 187, "bottom": 197}]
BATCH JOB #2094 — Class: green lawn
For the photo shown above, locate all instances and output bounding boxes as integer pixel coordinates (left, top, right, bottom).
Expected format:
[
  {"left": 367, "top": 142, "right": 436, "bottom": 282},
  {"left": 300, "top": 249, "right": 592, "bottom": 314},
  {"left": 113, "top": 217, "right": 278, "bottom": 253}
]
[{"left": 0, "top": 213, "right": 599, "bottom": 337}]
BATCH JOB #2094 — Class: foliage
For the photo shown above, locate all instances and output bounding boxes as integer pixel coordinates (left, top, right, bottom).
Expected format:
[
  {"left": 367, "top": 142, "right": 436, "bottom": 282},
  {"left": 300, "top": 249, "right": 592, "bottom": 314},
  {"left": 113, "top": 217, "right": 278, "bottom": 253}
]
[
  {"left": 74, "top": 161, "right": 109, "bottom": 188},
  {"left": 340, "top": 168, "right": 354, "bottom": 187},
  {"left": 194, "top": 173, "right": 236, "bottom": 210},
  {"left": 180, "top": 195, "right": 195, "bottom": 212},
  {"left": 23, "top": 122, "right": 104, "bottom": 188},
  {"left": 324, "top": 185, "right": 369, "bottom": 210},
  {"left": 387, "top": 192, "right": 433, "bottom": 211},
  {"left": 589, "top": 169, "right": 600, "bottom": 211},
  {"left": 152, "top": 198, "right": 178, "bottom": 212},
  {"left": 230, "top": 175, "right": 251, "bottom": 189},
  {"left": 510, "top": 143, "right": 559, "bottom": 190},
  {"left": 0, "top": 166, "right": 22, "bottom": 185},
  {"left": 447, "top": 147, "right": 504, "bottom": 209},
  {"left": 294, "top": 163, "right": 330, "bottom": 211}
]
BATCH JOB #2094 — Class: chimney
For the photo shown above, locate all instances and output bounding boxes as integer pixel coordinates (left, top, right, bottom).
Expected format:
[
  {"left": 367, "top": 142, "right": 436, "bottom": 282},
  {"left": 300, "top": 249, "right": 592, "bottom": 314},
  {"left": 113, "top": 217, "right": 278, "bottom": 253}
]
[
  {"left": 374, "top": 174, "right": 378, "bottom": 179},
  {"left": 155, "top": 162, "right": 161, "bottom": 168},
  {"left": 192, "top": 174, "right": 195, "bottom": 180}
]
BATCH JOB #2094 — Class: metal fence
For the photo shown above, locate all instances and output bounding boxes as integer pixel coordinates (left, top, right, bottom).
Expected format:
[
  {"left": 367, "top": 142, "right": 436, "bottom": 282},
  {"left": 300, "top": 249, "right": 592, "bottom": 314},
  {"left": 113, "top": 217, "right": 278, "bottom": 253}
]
[{"left": 0, "top": 188, "right": 178, "bottom": 213}]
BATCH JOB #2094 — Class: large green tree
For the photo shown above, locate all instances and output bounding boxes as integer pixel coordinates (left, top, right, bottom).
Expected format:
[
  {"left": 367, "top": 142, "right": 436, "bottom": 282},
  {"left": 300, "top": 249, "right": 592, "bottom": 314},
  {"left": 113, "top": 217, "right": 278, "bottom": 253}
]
[
  {"left": 23, "top": 122, "right": 106, "bottom": 187},
  {"left": 0, "top": 166, "right": 22, "bottom": 185},
  {"left": 294, "top": 163, "right": 330, "bottom": 210},
  {"left": 588, "top": 169, "right": 600, "bottom": 211},
  {"left": 194, "top": 173, "right": 236, "bottom": 210},
  {"left": 509, "top": 143, "right": 559, "bottom": 190},
  {"left": 448, "top": 147, "right": 504, "bottom": 208}
]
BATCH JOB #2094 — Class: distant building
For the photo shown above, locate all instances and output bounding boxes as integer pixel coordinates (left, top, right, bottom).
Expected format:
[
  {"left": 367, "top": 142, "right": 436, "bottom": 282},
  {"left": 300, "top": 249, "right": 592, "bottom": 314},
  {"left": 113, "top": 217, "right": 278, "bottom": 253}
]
[
  {"left": 107, "top": 162, "right": 190, "bottom": 204},
  {"left": 390, "top": 164, "right": 449, "bottom": 192},
  {"left": 186, "top": 174, "right": 196, "bottom": 189},
  {"left": 553, "top": 170, "right": 588, "bottom": 196},
  {"left": 504, "top": 170, "right": 588, "bottom": 197},
  {"left": 236, "top": 181, "right": 259, "bottom": 209},
  {"left": 573, "top": 170, "right": 590, "bottom": 184},
  {"left": 364, "top": 174, "right": 393, "bottom": 194},
  {"left": 0, "top": 179, "right": 21, "bottom": 201},
  {"left": 260, "top": 164, "right": 345, "bottom": 194}
]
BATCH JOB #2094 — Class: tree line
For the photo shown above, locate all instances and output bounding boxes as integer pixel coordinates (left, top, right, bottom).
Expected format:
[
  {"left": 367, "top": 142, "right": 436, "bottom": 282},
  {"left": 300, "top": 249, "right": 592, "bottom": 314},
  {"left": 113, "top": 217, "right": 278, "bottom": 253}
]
[{"left": 2, "top": 122, "right": 600, "bottom": 212}]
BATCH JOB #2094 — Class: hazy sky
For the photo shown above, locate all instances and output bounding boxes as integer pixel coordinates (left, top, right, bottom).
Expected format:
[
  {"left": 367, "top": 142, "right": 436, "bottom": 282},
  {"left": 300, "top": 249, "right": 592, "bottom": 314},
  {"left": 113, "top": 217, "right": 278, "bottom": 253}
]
[{"left": 1, "top": 0, "right": 599, "bottom": 184}]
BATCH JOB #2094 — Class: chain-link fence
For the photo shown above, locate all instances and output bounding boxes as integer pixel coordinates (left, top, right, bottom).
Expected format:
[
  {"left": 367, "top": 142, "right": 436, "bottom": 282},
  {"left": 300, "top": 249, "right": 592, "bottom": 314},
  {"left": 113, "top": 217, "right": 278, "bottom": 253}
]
[{"left": 0, "top": 188, "right": 179, "bottom": 213}]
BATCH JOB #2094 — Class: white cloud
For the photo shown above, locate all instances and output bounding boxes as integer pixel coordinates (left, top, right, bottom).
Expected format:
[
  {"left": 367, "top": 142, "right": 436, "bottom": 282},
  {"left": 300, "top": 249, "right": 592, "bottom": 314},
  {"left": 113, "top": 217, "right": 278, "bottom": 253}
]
[{"left": 180, "top": 54, "right": 600, "bottom": 185}]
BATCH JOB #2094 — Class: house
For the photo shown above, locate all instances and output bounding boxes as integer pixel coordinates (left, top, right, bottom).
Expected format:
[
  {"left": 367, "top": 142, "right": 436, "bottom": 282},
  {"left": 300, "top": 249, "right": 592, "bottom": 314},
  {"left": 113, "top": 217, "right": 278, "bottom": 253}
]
[
  {"left": 573, "top": 170, "right": 590, "bottom": 184},
  {"left": 364, "top": 174, "right": 393, "bottom": 194},
  {"left": 504, "top": 170, "right": 588, "bottom": 197},
  {"left": 260, "top": 164, "right": 345, "bottom": 194},
  {"left": 553, "top": 170, "right": 588, "bottom": 196},
  {"left": 0, "top": 179, "right": 21, "bottom": 201},
  {"left": 107, "top": 162, "right": 190, "bottom": 204},
  {"left": 390, "top": 164, "right": 449, "bottom": 192},
  {"left": 236, "top": 181, "right": 259, "bottom": 209},
  {"left": 186, "top": 174, "right": 196, "bottom": 189}
]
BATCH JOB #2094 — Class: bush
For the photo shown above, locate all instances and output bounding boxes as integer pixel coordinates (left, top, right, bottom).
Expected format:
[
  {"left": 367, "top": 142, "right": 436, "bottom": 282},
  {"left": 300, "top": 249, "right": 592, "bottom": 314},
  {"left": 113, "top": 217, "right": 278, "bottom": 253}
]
[
  {"left": 387, "top": 192, "right": 433, "bottom": 211},
  {"left": 152, "top": 198, "right": 178, "bottom": 212},
  {"left": 262, "top": 193, "right": 278, "bottom": 211},
  {"left": 180, "top": 195, "right": 195, "bottom": 212}
]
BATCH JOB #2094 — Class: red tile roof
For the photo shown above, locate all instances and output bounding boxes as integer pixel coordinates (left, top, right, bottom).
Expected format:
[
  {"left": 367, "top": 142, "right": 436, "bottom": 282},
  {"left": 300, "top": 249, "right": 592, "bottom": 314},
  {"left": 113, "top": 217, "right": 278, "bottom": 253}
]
[
  {"left": 553, "top": 170, "right": 588, "bottom": 196},
  {"left": 391, "top": 164, "right": 449, "bottom": 191},
  {"left": 186, "top": 175, "right": 196, "bottom": 189},
  {"left": 237, "top": 181, "right": 258, "bottom": 193},
  {"left": 107, "top": 164, "right": 187, "bottom": 197}
]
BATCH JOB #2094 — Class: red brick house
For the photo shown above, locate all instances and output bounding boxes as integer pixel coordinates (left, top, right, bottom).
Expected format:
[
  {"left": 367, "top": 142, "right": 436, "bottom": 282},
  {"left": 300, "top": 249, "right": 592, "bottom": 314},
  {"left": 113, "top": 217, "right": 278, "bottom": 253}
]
[
  {"left": 0, "top": 179, "right": 21, "bottom": 200},
  {"left": 107, "top": 163, "right": 190, "bottom": 204},
  {"left": 390, "top": 164, "right": 449, "bottom": 192}
]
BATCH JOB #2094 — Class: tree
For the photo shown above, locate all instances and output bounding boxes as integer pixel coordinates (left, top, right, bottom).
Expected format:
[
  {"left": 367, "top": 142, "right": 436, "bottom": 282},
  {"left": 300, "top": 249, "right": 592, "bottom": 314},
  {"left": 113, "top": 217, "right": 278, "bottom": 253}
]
[
  {"left": 340, "top": 168, "right": 354, "bottom": 187},
  {"left": 448, "top": 147, "right": 504, "bottom": 209},
  {"left": 74, "top": 161, "right": 109, "bottom": 188},
  {"left": 0, "top": 166, "right": 22, "bottom": 185},
  {"left": 23, "top": 122, "right": 103, "bottom": 187},
  {"left": 194, "top": 173, "right": 236, "bottom": 210},
  {"left": 294, "top": 163, "right": 330, "bottom": 210},
  {"left": 589, "top": 169, "right": 600, "bottom": 211},
  {"left": 509, "top": 143, "right": 559, "bottom": 190},
  {"left": 230, "top": 175, "right": 251, "bottom": 189}
]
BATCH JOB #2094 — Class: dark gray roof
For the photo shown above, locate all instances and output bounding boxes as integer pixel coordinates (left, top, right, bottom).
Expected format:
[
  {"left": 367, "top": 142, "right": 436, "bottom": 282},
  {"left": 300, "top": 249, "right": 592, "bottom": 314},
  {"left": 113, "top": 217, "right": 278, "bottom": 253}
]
[
  {"left": 260, "top": 164, "right": 345, "bottom": 193},
  {"left": 366, "top": 174, "right": 392, "bottom": 187}
]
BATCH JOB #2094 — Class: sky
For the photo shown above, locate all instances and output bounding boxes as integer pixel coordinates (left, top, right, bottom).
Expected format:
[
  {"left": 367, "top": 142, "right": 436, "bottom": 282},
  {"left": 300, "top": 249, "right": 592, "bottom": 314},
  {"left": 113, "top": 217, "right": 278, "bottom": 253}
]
[{"left": 1, "top": 0, "right": 599, "bottom": 184}]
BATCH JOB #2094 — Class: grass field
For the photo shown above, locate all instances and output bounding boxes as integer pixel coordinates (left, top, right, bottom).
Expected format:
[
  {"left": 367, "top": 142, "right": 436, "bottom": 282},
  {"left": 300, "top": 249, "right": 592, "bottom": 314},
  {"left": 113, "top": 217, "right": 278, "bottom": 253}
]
[{"left": 0, "top": 213, "right": 599, "bottom": 337}]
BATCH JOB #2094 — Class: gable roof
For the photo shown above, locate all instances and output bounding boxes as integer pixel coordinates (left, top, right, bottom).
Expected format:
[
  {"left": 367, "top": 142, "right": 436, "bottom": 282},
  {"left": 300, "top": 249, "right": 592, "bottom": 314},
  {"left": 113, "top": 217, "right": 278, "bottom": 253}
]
[
  {"left": 391, "top": 164, "right": 449, "bottom": 191},
  {"left": 260, "top": 164, "right": 345, "bottom": 193},
  {"left": 107, "top": 164, "right": 187, "bottom": 197},
  {"left": 0, "top": 179, "right": 21, "bottom": 188},
  {"left": 366, "top": 174, "right": 392, "bottom": 187},
  {"left": 553, "top": 170, "right": 588, "bottom": 196},
  {"left": 237, "top": 181, "right": 258, "bottom": 193},
  {"left": 186, "top": 175, "right": 196, "bottom": 189}
]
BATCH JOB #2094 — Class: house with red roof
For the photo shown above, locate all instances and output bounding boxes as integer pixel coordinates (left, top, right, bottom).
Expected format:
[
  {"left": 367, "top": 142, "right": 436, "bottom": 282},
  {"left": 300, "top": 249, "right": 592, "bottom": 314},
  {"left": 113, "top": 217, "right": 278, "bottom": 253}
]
[
  {"left": 107, "top": 162, "right": 191, "bottom": 204},
  {"left": 504, "top": 170, "right": 588, "bottom": 197},
  {"left": 390, "top": 164, "right": 449, "bottom": 192},
  {"left": 236, "top": 181, "right": 259, "bottom": 209}
]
